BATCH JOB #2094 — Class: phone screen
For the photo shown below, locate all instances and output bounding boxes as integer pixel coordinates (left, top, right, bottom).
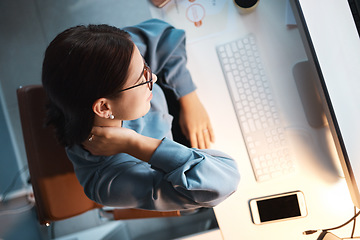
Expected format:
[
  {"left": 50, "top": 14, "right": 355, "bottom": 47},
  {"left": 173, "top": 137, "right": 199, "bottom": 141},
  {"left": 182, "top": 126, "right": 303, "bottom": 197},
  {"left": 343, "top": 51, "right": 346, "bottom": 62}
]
[{"left": 256, "top": 194, "right": 301, "bottom": 222}]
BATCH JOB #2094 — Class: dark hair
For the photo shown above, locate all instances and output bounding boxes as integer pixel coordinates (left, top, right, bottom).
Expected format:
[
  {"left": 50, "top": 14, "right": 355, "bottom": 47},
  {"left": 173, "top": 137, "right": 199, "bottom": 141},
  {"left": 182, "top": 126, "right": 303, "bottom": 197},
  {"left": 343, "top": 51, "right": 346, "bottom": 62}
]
[{"left": 42, "top": 24, "right": 134, "bottom": 146}]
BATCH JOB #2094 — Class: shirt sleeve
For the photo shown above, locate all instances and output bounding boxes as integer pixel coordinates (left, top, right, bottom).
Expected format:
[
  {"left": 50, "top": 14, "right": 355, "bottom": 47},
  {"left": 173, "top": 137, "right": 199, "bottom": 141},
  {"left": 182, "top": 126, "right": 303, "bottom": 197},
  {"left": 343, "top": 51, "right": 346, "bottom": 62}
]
[
  {"left": 123, "top": 19, "right": 197, "bottom": 99},
  {"left": 92, "top": 138, "right": 240, "bottom": 211},
  {"left": 149, "top": 138, "right": 241, "bottom": 208}
]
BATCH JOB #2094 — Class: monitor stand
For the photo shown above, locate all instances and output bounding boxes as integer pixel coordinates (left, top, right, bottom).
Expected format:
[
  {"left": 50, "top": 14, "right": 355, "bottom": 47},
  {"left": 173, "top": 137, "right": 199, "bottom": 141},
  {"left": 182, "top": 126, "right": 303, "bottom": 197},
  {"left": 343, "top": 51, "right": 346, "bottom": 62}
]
[
  {"left": 292, "top": 60, "right": 344, "bottom": 179},
  {"left": 292, "top": 60, "right": 327, "bottom": 128}
]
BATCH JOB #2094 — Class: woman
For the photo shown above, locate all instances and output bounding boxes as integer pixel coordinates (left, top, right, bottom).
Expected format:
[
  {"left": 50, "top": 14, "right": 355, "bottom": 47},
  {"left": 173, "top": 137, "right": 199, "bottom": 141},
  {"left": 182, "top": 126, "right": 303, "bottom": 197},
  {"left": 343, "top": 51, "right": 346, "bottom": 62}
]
[{"left": 42, "top": 19, "right": 240, "bottom": 210}]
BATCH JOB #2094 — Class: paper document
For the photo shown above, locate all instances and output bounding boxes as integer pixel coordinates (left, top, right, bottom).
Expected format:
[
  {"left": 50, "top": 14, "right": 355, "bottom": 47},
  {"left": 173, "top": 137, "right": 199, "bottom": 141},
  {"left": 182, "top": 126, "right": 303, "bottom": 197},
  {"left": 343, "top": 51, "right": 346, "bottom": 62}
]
[{"left": 149, "top": 0, "right": 236, "bottom": 42}]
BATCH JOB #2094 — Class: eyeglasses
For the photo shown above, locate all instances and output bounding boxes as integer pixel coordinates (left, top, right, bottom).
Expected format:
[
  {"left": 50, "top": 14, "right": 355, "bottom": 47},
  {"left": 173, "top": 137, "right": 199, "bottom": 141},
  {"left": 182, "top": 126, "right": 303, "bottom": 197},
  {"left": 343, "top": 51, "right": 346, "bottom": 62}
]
[{"left": 118, "top": 62, "right": 153, "bottom": 92}]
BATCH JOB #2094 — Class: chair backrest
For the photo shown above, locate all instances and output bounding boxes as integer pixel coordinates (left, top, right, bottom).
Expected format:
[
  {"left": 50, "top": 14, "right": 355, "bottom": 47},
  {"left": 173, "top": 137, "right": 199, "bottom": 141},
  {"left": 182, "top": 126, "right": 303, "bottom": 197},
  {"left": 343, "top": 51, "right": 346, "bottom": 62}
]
[
  {"left": 17, "top": 85, "right": 101, "bottom": 225},
  {"left": 17, "top": 85, "right": 181, "bottom": 225}
]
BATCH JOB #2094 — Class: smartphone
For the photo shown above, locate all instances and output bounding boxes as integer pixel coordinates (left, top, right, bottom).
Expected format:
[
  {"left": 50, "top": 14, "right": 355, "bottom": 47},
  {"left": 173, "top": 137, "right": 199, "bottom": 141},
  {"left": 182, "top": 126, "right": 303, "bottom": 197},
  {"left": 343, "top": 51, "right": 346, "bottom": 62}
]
[{"left": 249, "top": 191, "right": 307, "bottom": 224}]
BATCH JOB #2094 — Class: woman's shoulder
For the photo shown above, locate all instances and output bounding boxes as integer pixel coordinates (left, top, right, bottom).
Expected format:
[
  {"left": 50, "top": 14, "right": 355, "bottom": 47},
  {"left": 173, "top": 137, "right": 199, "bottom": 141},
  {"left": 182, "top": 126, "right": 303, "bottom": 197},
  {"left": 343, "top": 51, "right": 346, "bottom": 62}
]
[{"left": 128, "top": 18, "right": 175, "bottom": 29}]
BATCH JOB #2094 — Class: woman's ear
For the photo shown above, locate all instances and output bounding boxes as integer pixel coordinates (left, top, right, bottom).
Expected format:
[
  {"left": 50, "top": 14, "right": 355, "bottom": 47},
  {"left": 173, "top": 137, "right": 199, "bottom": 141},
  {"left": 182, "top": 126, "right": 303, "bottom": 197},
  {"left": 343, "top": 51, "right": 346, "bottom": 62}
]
[{"left": 92, "top": 98, "right": 111, "bottom": 118}]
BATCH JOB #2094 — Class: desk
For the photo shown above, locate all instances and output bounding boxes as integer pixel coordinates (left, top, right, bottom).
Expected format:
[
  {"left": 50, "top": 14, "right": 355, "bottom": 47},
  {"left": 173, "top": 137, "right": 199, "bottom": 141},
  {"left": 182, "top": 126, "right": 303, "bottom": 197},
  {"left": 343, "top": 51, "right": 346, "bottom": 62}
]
[{"left": 150, "top": 0, "right": 359, "bottom": 239}]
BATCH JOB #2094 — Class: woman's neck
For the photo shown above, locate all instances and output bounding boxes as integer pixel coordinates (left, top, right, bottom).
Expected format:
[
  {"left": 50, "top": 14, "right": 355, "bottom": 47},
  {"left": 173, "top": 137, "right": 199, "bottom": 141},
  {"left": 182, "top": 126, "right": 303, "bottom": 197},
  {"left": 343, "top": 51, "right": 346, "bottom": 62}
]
[{"left": 93, "top": 115, "right": 122, "bottom": 128}]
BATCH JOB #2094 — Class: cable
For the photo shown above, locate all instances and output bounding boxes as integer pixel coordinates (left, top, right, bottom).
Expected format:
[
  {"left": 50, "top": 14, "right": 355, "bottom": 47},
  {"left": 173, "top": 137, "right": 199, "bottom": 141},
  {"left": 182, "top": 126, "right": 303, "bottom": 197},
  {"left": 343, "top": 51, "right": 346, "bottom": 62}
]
[
  {"left": 351, "top": 206, "right": 357, "bottom": 238},
  {"left": 323, "top": 209, "right": 360, "bottom": 232},
  {"left": 0, "top": 165, "right": 28, "bottom": 202},
  {"left": 303, "top": 208, "right": 360, "bottom": 236}
]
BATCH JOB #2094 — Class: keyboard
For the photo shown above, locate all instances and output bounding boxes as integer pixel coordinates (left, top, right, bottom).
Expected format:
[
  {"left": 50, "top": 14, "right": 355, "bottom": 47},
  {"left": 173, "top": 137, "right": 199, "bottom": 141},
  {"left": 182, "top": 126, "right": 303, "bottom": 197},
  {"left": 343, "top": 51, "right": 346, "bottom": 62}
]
[{"left": 216, "top": 34, "right": 296, "bottom": 182}]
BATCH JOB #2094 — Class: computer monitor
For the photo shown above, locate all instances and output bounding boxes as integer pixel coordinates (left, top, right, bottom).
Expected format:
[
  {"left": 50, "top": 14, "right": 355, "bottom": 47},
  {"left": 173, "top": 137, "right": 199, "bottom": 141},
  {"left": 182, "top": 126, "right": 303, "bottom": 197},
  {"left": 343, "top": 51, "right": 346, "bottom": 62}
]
[{"left": 290, "top": 0, "right": 360, "bottom": 208}]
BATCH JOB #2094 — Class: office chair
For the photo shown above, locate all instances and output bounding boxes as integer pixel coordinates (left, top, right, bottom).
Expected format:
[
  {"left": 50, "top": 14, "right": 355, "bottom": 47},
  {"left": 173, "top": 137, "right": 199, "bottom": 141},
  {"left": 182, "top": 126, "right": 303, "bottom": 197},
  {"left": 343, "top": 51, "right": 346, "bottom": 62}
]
[{"left": 16, "top": 84, "right": 181, "bottom": 227}]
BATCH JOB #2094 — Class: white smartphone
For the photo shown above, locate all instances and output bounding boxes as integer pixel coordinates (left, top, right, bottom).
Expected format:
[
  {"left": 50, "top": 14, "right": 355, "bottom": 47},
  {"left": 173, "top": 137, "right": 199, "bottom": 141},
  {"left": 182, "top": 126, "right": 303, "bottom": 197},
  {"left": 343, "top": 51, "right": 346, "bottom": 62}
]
[{"left": 249, "top": 191, "right": 307, "bottom": 224}]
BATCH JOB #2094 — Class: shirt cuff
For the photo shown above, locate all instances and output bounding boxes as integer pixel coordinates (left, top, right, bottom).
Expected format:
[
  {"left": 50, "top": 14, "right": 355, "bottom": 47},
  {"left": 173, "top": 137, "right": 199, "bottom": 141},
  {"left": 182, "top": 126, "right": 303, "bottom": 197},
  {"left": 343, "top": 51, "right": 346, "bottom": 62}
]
[{"left": 171, "top": 71, "right": 197, "bottom": 99}]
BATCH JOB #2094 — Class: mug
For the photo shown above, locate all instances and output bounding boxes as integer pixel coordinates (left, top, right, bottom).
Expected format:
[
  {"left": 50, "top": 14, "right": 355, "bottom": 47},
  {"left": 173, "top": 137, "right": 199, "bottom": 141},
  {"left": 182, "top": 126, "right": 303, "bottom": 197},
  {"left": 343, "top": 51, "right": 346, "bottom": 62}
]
[{"left": 233, "top": 0, "right": 259, "bottom": 14}]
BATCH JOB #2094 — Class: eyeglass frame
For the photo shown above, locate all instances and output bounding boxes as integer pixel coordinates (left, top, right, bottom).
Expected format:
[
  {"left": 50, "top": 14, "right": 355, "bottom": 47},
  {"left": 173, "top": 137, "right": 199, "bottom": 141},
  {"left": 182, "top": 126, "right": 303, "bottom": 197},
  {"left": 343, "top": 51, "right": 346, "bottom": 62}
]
[{"left": 118, "top": 61, "right": 153, "bottom": 93}]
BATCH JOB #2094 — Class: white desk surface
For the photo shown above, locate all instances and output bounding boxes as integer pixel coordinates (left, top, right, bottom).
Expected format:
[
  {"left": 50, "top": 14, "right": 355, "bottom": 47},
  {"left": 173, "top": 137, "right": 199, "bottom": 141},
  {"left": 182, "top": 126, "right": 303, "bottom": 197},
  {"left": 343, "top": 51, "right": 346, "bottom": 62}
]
[{"left": 150, "top": 0, "right": 359, "bottom": 239}]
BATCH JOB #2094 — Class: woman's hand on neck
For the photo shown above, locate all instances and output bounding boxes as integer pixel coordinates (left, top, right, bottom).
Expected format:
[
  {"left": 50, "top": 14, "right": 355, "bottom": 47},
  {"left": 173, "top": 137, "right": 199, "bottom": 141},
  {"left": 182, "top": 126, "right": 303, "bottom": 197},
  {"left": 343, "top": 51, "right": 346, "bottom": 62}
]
[{"left": 84, "top": 115, "right": 161, "bottom": 162}]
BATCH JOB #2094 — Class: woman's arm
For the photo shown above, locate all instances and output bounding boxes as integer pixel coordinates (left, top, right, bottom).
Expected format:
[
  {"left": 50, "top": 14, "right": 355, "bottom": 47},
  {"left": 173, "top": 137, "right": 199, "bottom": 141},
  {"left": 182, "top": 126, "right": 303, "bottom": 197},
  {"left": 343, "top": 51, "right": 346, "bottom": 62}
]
[
  {"left": 79, "top": 137, "right": 240, "bottom": 210},
  {"left": 80, "top": 125, "right": 239, "bottom": 210},
  {"left": 124, "top": 19, "right": 215, "bottom": 149},
  {"left": 124, "top": 19, "right": 195, "bottom": 98}
]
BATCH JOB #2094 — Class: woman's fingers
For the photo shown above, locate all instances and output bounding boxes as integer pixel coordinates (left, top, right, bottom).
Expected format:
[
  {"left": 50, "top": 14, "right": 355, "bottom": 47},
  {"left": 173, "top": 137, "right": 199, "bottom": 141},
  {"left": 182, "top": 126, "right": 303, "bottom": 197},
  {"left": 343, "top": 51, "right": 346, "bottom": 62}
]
[
  {"left": 197, "top": 130, "right": 206, "bottom": 149},
  {"left": 189, "top": 132, "right": 198, "bottom": 149},
  {"left": 187, "top": 124, "right": 215, "bottom": 149}
]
